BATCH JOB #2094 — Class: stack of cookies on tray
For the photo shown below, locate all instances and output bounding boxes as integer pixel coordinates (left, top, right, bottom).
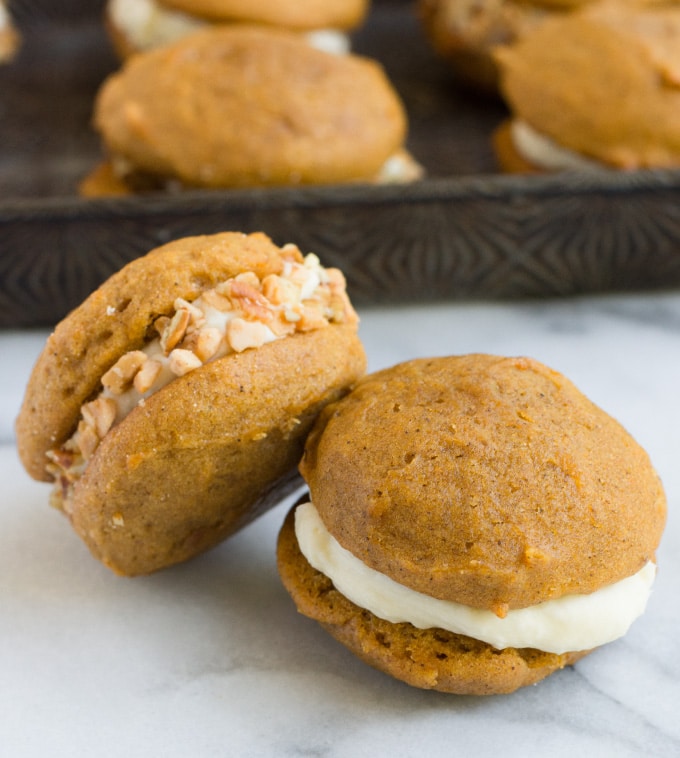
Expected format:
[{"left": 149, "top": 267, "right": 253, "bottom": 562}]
[
  {"left": 419, "top": 0, "right": 680, "bottom": 173},
  {"left": 80, "top": 0, "right": 424, "bottom": 196}
]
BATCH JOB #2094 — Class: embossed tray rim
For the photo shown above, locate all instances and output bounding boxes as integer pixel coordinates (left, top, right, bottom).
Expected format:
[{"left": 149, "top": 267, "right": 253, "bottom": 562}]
[{"left": 3, "top": 1, "right": 680, "bottom": 327}]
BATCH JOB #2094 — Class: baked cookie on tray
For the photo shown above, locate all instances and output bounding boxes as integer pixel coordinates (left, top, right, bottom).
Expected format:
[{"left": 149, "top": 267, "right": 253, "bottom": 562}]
[
  {"left": 277, "top": 355, "right": 666, "bottom": 694},
  {"left": 105, "top": 0, "right": 369, "bottom": 58},
  {"left": 81, "top": 24, "right": 422, "bottom": 196},
  {"left": 493, "top": 2, "right": 680, "bottom": 171},
  {"left": 16, "top": 231, "right": 366, "bottom": 576}
]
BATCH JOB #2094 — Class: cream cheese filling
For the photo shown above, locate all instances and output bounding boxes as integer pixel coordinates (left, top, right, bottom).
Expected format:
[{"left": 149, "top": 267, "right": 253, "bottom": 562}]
[
  {"left": 511, "top": 119, "right": 604, "bottom": 172},
  {"left": 109, "top": 0, "right": 350, "bottom": 54},
  {"left": 295, "top": 501, "right": 656, "bottom": 654}
]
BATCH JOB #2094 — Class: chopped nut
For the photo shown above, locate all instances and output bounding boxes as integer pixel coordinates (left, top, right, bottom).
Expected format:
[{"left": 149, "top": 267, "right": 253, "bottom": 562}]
[
  {"left": 262, "top": 274, "right": 299, "bottom": 306},
  {"left": 101, "top": 351, "right": 147, "bottom": 394},
  {"left": 160, "top": 308, "right": 191, "bottom": 354},
  {"left": 227, "top": 279, "right": 274, "bottom": 323},
  {"left": 76, "top": 420, "right": 100, "bottom": 460},
  {"left": 227, "top": 318, "right": 274, "bottom": 352},
  {"left": 133, "top": 358, "right": 163, "bottom": 394},
  {"left": 173, "top": 297, "right": 204, "bottom": 322},
  {"left": 269, "top": 314, "right": 297, "bottom": 337},
  {"left": 193, "top": 327, "right": 223, "bottom": 362},
  {"left": 233, "top": 271, "right": 262, "bottom": 290},
  {"left": 81, "top": 397, "right": 117, "bottom": 438},
  {"left": 200, "top": 289, "right": 232, "bottom": 312},
  {"left": 297, "top": 302, "right": 328, "bottom": 332},
  {"left": 168, "top": 348, "right": 202, "bottom": 376}
]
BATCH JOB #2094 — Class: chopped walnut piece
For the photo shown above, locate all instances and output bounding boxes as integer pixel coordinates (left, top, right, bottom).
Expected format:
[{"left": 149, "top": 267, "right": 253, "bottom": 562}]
[
  {"left": 101, "top": 350, "right": 148, "bottom": 394},
  {"left": 168, "top": 348, "right": 202, "bottom": 376},
  {"left": 225, "top": 280, "right": 274, "bottom": 323},
  {"left": 227, "top": 318, "right": 274, "bottom": 352},
  {"left": 268, "top": 314, "right": 297, "bottom": 338},
  {"left": 77, "top": 420, "right": 100, "bottom": 460},
  {"left": 297, "top": 302, "right": 328, "bottom": 332},
  {"left": 133, "top": 358, "right": 163, "bottom": 394},
  {"left": 160, "top": 308, "right": 191, "bottom": 354},
  {"left": 81, "top": 397, "right": 117, "bottom": 438},
  {"left": 262, "top": 274, "right": 299, "bottom": 306},
  {"left": 193, "top": 327, "right": 223, "bottom": 362},
  {"left": 233, "top": 271, "right": 262, "bottom": 290},
  {"left": 200, "top": 289, "right": 232, "bottom": 312}
]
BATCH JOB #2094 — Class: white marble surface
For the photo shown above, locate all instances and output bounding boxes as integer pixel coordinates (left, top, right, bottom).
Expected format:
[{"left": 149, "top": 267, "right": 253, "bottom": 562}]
[{"left": 2, "top": 294, "right": 679, "bottom": 757}]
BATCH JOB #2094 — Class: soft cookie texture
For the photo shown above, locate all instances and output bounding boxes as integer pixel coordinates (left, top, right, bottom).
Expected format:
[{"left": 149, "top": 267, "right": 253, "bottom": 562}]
[
  {"left": 83, "top": 25, "right": 415, "bottom": 195},
  {"left": 156, "top": 0, "right": 368, "bottom": 30},
  {"left": 494, "top": 3, "right": 680, "bottom": 170},
  {"left": 418, "top": 0, "right": 555, "bottom": 92},
  {"left": 16, "top": 232, "right": 366, "bottom": 576},
  {"left": 277, "top": 355, "right": 666, "bottom": 694}
]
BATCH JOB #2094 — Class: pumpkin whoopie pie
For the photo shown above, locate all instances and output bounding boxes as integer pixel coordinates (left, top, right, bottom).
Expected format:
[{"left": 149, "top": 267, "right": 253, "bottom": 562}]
[
  {"left": 105, "top": 0, "right": 369, "bottom": 59},
  {"left": 81, "top": 24, "right": 421, "bottom": 196},
  {"left": 277, "top": 355, "right": 666, "bottom": 695},
  {"left": 16, "top": 231, "right": 366, "bottom": 576},
  {"left": 493, "top": 2, "right": 680, "bottom": 172}
]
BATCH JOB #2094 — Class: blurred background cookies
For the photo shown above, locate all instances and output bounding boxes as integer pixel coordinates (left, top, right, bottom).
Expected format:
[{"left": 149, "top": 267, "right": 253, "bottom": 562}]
[
  {"left": 493, "top": 2, "right": 680, "bottom": 172},
  {"left": 81, "top": 24, "right": 422, "bottom": 196}
]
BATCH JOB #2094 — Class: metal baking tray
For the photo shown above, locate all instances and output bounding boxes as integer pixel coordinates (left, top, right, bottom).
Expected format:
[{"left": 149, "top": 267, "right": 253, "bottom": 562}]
[{"left": 2, "top": 0, "right": 680, "bottom": 327}]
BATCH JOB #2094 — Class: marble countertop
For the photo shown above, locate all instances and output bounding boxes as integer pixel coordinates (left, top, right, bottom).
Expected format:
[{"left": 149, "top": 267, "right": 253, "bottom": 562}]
[{"left": 2, "top": 293, "right": 679, "bottom": 757}]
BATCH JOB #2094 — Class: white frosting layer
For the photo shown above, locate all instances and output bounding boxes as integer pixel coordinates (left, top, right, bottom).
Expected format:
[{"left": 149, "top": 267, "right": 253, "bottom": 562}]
[
  {"left": 109, "top": 0, "right": 206, "bottom": 51},
  {"left": 511, "top": 119, "right": 604, "bottom": 172},
  {"left": 109, "top": 0, "right": 349, "bottom": 54},
  {"left": 294, "top": 501, "right": 656, "bottom": 654}
]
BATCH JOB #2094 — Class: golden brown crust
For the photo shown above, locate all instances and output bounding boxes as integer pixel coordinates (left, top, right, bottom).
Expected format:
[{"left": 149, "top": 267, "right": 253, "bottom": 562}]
[
  {"left": 17, "top": 232, "right": 309, "bottom": 480},
  {"left": 157, "top": 0, "right": 368, "bottom": 30},
  {"left": 94, "top": 25, "right": 407, "bottom": 189},
  {"left": 494, "top": 4, "right": 680, "bottom": 168},
  {"left": 277, "top": 506, "right": 589, "bottom": 695},
  {"left": 68, "top": 325, "right": 365, "bottom": 575},
  {"left": 300, "top": 355, "right": 666, "bottom": 613},
  {"left": 492, "top": 119, "right": 543, "bottom": 173},
  {"left": 417, "top": 0, "right": 555, "bottom": 92}
]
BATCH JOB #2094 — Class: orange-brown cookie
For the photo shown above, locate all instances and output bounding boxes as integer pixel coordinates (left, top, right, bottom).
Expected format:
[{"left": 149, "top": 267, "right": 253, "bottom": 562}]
[
  {"left": 105, "top": 0, "right": 367, "bottom": 59},
  {"left": 157, "top": 0, "right": 368, "bottom": 29},
  {"left": 418, "top": 0, "right": 554, "bottom": 92},
  {"left": 494, "top": 3, "right": 680, "bottom": 171},
  {"left": 16, "top": 231, "right": 366, "bottom": 576},
  {"left": 418, "top": 0, "right": 674, "bottom": 94},
  {"left": 86, "top": 24, "right": 420, "bottom": 195},
  {"left": 277, "top": 355, "right": 666, "bottom": 694}
]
